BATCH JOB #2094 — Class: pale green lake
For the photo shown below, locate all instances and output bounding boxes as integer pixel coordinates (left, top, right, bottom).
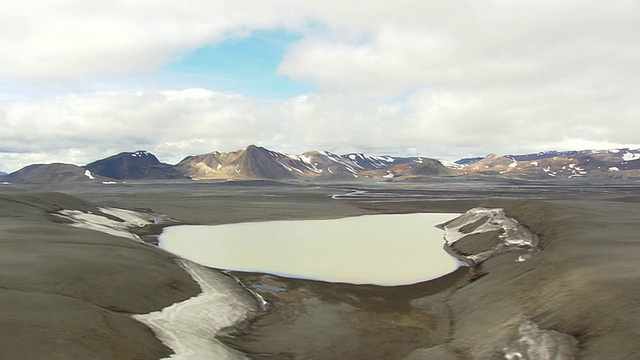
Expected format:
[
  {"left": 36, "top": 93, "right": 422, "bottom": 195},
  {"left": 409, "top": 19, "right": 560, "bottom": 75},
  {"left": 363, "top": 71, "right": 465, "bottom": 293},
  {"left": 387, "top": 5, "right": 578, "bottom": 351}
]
[{"left": 159, "top": 213, "right": 461, "bottom": 286}]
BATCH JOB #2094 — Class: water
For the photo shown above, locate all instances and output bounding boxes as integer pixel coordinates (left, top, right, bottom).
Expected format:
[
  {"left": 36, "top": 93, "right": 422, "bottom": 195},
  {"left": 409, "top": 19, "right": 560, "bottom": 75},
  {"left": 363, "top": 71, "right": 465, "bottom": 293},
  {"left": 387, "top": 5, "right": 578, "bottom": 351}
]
[{"left": 159, "top": 213, "right": 461, "bottom": 286}]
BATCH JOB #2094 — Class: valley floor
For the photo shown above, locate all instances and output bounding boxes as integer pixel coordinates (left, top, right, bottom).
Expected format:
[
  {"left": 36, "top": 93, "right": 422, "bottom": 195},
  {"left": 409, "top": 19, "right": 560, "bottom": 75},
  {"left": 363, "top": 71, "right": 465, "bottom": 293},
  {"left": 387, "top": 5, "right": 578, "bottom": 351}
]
[{"left": 0, "top": 180, "right": 639, "bottom": 359}]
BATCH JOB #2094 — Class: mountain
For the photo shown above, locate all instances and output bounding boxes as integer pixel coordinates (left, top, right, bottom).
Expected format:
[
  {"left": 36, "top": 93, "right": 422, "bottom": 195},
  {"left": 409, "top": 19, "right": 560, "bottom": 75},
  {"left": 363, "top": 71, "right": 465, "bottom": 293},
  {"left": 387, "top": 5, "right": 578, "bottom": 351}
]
[
  {"left": 406, "top": 158, "right": 461, "bottom": 177},
  {"left": 175, "top": 146, "right": 437, "bottom": 180},
  {"left": 462, "top": 148, "right": 640, "bottom": 179},
  {"left": 0, "top": 171, "right": 7, "bottom": 177},
  {"left": 176, "top": 145, "right": 320, "bottom": 180},
  {"left": 3, "top": 163, "right": 111, "bottom": 184},
  {"left": 4, "top": 146, "right": 639, "bottom": 184},
  {"left": 86, "top": 151, "right": 186, "bottom": 180}
]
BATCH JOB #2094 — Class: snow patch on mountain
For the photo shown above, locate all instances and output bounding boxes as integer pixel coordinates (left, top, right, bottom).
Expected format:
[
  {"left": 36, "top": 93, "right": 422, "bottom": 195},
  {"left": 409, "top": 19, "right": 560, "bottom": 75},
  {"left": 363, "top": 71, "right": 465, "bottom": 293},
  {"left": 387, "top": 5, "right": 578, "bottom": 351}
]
[
  {"left": 622, "top": 151, "right": 640, "bottom": 162},
  {"left": 440, "top": 160, "right": 464, "bottom": 169},
  {"left": 131, "top": 151, "right": 151, "bottom": 157}
]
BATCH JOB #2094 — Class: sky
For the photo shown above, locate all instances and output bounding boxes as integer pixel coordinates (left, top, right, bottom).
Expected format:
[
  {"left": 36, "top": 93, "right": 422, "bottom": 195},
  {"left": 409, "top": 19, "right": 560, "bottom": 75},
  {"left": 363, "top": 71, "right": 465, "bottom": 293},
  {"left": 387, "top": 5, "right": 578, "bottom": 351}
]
[{"left": 1, "top": 0, "right": 639, "bottom": 172}]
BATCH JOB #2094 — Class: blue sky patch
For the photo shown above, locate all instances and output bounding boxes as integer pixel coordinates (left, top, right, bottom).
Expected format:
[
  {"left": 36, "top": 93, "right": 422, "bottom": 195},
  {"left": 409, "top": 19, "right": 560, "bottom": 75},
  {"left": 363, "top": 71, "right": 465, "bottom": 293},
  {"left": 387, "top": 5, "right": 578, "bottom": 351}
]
[{"left": 164, "top": 29, "right": 312, "bottom": 99}]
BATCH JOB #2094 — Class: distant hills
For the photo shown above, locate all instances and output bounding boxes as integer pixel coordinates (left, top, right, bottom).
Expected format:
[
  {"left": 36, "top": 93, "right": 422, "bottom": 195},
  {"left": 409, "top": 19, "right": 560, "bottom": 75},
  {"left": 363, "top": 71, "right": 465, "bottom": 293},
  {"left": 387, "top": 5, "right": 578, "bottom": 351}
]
[
  {"left": 2, "top": 163, "right": 112, "bottom": 185},
  {"left": 2, "top": 146, "right": 639, "bottom": 184}
]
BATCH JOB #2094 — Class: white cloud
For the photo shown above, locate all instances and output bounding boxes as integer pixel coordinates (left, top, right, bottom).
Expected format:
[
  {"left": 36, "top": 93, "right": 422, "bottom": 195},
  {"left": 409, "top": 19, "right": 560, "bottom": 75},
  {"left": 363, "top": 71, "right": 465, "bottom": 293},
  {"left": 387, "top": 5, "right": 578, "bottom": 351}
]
[
  {"left": 1, "top": 0, "right": 639, "bottom": 171},
  {"left": 0, "top": 0, "right": 307, "bottom": 81},
  {"left": 1, "top": 87, "right": 638, "bottom": 172},
  {"left": 281, "top": 1, "right": 640, "bottom": 95}
]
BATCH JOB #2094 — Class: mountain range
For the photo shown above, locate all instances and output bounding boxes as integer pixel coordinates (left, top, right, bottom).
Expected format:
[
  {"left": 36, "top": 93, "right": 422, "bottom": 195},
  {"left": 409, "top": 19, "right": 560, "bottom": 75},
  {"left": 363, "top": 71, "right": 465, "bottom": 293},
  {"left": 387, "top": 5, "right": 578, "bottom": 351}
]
[{"left": 2, "top": 146, "right": 639, "bottom": 184}]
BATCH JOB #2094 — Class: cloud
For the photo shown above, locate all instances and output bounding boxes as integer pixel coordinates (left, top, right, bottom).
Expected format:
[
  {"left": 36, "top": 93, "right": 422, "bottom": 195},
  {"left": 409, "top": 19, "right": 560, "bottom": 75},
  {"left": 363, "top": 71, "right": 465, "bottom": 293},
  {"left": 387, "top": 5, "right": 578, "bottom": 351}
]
[
  {"left": 1, "top": 0, "right": 639, "bottom": 171},
  {"left": 280, "top": 1, "right": 640, "bottom": 95},
  {"left": 0, "top": 0, "right": 308, "bottom": 81},
  {"left": 1, "top": 87, "right": 638, "bottom": 172}
]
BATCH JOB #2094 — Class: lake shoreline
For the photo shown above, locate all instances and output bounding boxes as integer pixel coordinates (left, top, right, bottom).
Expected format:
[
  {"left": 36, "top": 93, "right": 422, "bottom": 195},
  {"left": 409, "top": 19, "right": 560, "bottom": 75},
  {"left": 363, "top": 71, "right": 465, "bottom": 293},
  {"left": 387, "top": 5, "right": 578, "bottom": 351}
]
[{"left": 1, "top": 182, "right": 638, "bottom": 359}]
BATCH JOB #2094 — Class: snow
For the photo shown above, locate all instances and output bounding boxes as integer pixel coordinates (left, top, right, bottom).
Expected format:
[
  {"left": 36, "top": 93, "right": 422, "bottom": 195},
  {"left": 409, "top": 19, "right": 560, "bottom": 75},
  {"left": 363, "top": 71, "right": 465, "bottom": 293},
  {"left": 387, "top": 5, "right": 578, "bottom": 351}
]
[
  {"left": 382, "top": 172, "right": 394, "bottom": 179},
  {"left": 530, "top": 161, "right": 539, "bottom": 167},
  {"left": 278, "top": 161, "right": 293, "bottom": 171},
  {"left": 443, "top": 207, "right": 540, "bottom": 264},
  {"left": 54, "top": 207, "right": 153, "bottom": 240},
  {"left": 609, "top": 167, "right": 620, "bottom": 172},
  {"left": 321, "top": 151, "right": 343, "bottom": 163},
  {"left": 133, "top": 260, "right": 258, "bottom": 360},
  {"left": 622, "top": 151, "right": 640, "bottom": 161},
  {"left": 55, "top": 205, "right": 259, "bottom": 360},
  {"left": 84, "top": 170, "right": 95, "bottom": 180},
  {"left": 440, "top": 160, "right": 464, "bottom": 169},
  {"left": 509, "top": 161, "right": 518, "bottom": 168},
  {"left": 102, "top": 181, "right": 117, "bottom": 185},
  {"left": 502, "top": 318, "right": 578, "bottom": 360},
  {"left": 369, "top": 155, "right": 395, "bottom": 163},
  {"left": 216, "top": 164, "right": 222, "bottom": 170},
  {"left": 299, "top": 155, "right": 312, "bottom": 164}
]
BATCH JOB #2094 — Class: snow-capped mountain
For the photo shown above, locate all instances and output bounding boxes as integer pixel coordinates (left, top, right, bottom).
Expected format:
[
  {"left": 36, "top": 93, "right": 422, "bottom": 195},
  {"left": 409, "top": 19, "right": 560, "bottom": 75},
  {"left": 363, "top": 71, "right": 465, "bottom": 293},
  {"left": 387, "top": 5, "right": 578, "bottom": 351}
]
[
  {"left": 3, "top": 146, "right": 639, "bottom": 184},
  {"left": 175, "top": 146, "right": 443, "bottom": 180},
  {"left": 176, "top": 145, "right": 321, "bottom": 180},
  {"left": 461, "top": 148, "right": 640, "bottom": 179}
]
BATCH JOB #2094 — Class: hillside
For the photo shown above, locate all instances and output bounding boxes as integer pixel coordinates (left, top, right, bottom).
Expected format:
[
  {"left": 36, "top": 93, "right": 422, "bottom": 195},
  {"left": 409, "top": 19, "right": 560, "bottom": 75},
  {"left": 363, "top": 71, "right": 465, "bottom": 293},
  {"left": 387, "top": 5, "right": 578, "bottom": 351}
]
[
  {"left": 2, "top": 163, "right": 111, "bottom": 184},
  {"left": 86, "top": 151, "right": 185, "bottom": 180}
]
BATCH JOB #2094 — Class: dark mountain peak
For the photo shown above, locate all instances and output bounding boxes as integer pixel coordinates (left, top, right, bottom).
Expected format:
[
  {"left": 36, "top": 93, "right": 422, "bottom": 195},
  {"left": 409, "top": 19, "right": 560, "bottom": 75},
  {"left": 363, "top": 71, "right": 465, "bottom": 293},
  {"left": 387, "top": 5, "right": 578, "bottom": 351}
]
[
  {"left": 112, "top": 150, "right": 160, "bottom": 163},
  {"left": 86, "top": 151, "right": 185, "bottom": 180},
  {"left": 407, "top": 158, "right": 459, "bottom": 177}
]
